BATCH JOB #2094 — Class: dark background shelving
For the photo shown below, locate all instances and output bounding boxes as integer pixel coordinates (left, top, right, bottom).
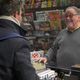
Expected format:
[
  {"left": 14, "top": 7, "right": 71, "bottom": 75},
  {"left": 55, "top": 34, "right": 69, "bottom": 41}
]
[
  {"left": 23, "top": 0, "right": 80, "bottom": 52},
  {"left": 25, "top": 5, "right": 80, "bottom": 13}
]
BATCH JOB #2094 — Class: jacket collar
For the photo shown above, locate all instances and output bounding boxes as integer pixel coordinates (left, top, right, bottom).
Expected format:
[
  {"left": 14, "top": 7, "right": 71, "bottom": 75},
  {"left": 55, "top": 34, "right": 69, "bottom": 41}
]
[
  {"left": 0, "top": 16, "right": 27, "bottom": 36},
  {"left": 0, "top": 16, "right": 20, "bottom": 26}
]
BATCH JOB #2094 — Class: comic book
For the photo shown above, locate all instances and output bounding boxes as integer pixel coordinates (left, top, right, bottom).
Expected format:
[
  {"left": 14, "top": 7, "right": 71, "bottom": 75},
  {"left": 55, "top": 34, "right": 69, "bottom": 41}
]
[
  {"left": 34, "top": 20, "right": 50, "bottom": 31},
  {"left": 25, "top": 12, "right": 34, "bottom": 22},
  {"left": 25, "top": 0, "right": 32, "bottom": 9},
  {"left": 31, "top": 0, "right": 35, "bottom": 8},
  {"left": 36, "top": 11, "right": 46, "bottom": 21},
  {"left": 41, "top": 0, "right": 47, "bottom": 8},
  {"left": 56, "top": 0, "right": 62, "bottom": 7},
  {"left": 35, "top": 0, "right": 41, "bottom": 8},
  {"left": 47, "top": 10, "right": 62, "bottom": 30},
  {"left": 47, "top": 0, "right": 52, "bottom": 8},
  {"left": 61, "top": 0, "right": 68, "bottom": 6},
  {"left": 52, "top": 0, "right": 57, "bottom": 7}
]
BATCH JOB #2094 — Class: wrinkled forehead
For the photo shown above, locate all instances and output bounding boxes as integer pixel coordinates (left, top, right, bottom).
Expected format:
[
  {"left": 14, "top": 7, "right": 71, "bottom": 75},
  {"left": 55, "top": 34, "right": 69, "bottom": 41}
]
[{"left": 65, "top": 8, "right": 77, "bottom": 14}]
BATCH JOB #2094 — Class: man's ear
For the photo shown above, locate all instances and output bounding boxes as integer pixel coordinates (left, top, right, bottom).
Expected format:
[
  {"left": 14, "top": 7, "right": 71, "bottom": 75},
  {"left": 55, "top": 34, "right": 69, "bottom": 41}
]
[
  {"left": 14, "top": 11, "right": 18, "bottom": 17},
  {"left": 14, "top": 11, "right": 20, "bottom": 20}
]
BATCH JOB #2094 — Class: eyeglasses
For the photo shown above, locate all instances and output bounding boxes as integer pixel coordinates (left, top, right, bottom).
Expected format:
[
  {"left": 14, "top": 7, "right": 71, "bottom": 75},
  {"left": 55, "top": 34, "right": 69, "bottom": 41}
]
[{"left": 64, "top": 13, "right": 79, "bottom": 18}]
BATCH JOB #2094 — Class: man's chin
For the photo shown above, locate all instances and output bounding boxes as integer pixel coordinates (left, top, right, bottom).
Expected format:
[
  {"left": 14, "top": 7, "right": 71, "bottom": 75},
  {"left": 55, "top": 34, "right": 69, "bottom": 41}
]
[{"left": 67, "top": 26, "right": 75, "bottom": 31}]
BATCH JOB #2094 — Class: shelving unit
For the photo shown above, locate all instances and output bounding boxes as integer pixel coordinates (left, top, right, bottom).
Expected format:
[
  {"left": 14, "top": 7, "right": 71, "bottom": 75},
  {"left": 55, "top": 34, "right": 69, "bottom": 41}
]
[
  {"left": 25, "top": 5, "right": 80, "bottom": 13},
  {"left": 23, "top": 0, "right": 80, "bottom": 52}
]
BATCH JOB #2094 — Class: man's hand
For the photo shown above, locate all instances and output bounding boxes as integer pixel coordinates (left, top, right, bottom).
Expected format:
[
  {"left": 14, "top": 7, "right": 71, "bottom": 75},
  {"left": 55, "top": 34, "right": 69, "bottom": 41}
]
[{"left": 38, "top": 57, "right": 47, "bottom": 64}]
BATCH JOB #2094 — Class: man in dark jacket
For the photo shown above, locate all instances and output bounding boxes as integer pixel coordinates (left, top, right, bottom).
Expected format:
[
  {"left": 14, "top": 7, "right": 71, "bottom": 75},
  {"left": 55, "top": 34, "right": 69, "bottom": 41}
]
[{"left": 0, "top": 0, "right": 39, "bottom": 80}]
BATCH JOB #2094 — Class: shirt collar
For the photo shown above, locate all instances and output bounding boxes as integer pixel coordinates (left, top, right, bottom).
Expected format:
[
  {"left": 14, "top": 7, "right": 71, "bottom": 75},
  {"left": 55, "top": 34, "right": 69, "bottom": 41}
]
[{"left": 67, "top": 26, "right": 80, "bottom": 32}]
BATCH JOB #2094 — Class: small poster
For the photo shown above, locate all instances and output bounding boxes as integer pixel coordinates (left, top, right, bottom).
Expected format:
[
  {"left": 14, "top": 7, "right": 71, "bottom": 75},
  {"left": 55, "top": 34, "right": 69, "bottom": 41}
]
[
  {"left": 30, "top": 50, "right": 44, "bottom": 62},
  {"left": 30, "top": 50, "right": 45, "bottom": 71}
]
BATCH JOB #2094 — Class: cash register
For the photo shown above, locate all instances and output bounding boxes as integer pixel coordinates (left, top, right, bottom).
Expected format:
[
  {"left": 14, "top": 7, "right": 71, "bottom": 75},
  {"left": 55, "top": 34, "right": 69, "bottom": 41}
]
[{"left": 47, "top": 64, "right": 80, "bottom": 80}]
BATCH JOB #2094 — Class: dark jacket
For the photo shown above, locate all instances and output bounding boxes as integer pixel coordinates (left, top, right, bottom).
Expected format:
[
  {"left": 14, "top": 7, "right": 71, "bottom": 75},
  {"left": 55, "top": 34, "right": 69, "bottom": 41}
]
[
  {"left": 0, "top": 19, "right": 39, "bottom": 80},
  {"left": 47, "top": 28, "right": 80, "bottom": 69}
]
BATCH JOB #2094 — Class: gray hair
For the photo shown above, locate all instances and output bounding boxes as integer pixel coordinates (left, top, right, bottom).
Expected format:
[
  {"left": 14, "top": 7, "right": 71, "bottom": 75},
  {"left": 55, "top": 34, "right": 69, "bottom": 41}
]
[{"left": 65, "top": 6, "right": 80, "bottom": 14}]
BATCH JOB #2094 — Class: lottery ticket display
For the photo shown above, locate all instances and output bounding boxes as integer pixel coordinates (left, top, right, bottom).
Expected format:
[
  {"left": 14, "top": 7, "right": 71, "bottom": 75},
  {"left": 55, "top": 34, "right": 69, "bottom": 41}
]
[{"left": 37, "top": 69, "right": 57, "bottom": 80}]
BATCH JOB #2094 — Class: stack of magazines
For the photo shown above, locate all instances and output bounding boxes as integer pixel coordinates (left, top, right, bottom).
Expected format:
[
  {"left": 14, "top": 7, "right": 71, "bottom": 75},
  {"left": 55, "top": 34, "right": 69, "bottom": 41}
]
[{"left": 37, "top": 69, "right": 57, "bottom": 80}]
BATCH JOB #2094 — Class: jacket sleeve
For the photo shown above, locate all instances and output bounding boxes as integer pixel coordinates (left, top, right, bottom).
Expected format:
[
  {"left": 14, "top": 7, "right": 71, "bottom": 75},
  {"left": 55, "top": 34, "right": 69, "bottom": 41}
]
[{"left": 13, "top": 38, "right": 40, "bottom": 80}]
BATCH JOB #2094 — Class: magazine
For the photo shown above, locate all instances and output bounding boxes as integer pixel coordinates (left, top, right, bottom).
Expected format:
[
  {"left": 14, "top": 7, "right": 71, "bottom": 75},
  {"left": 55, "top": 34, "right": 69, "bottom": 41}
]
[
  {"left": 47, "top": 10, "right": 62, "bottom": 30},
  {"left": 25, "top": 12, "right": 34, "bottom": 22},
  {"left": 34, "top": 20, "right": 50, "bottom": 31},
  {"left": 36, "top": 11, "right": 46, "bottom": 21}
]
